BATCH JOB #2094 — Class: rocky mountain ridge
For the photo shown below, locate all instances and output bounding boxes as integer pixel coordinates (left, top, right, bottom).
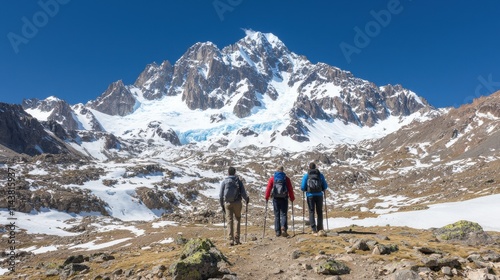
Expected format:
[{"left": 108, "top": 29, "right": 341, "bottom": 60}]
[{"left": 15, "top": 31, "right": 434, "bottom": 159}]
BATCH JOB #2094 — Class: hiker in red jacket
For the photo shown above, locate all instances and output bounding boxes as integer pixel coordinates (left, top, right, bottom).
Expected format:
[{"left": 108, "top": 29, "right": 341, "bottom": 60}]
[{"left": 265, "top": 166, "right": 295, "bottom": 237}]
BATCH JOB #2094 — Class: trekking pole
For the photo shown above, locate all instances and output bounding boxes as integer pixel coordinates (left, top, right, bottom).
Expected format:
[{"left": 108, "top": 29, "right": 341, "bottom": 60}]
[
  {"left": 291, "top": 200, "right": 295, "bottom": 237},
  {"left": 223, "top": 210, "right": 226, "bottom": 240},
  {"left": 301, "top": 191, "right": 305, "bottom": 234},
  {"left": 324, "top": 191, "right": 329, "bottom": 232},
  {"left": 262, "top": 200, "right": 268, "bottom": 239},
  {"left": 245, "top": 201, "right": 248, "bottom": 242}
]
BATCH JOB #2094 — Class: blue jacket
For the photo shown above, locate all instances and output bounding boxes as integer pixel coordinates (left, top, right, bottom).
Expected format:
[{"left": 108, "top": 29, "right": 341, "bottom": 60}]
[{"left": 300, "top": 171, "right": 328, "bottom": 197}]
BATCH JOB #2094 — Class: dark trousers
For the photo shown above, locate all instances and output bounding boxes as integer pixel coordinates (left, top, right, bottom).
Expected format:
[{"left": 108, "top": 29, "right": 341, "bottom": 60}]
[
  {"left": 307, "top": 195, "right": 323, "bottom": 231},
  {"left": 273, "top": 198, "right": 288, "bottom": 233}
]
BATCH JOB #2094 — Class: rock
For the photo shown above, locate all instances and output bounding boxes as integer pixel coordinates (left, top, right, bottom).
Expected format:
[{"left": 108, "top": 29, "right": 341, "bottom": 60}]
[
  {"left": 415, "top": 246, "right": 438, "bottom": 255},
  {"left": 421, "top": 255, "right": 461, "bottom": 270},
  {"left": 45, "top": 269, "right": 59, "bottom": 276},
  {"left": 387, "top": 269, "right": 421, "bottom": 280},
  {"left": 465, "top": 268, "right": 498, "bottom": 280},
  {"left": 291, "top": 250, "right": 302, "bottom": 259},
  {"left": 62, "top": 263, "right": 90, "bottom": 277},
  {"left": 0, "top": 103, "right": 73, "bottom": 156},
  {"left": 441, "top": 266, "right": 453, "bottom": 276},
  {"left": 433, "top": 220, "right": 494, "bottom": 245},
  {"left": 151, "top": 264, "right": 167, "bottom": 276},
  {"left": 134, "top": 60, "right": 174, "bottom": 100},
  {"left": 88, "top": 80, "right": 137, "bottom": 116},
  {"left": 314, "top": 259, "right": 350, "bottom": 275},
  {"left": 372, "top": 244, "right": 398, "bottom": 255},
  {"left": 271, "top": 268, "right": 283, "bottom": 274},
  {"left": 63, "top": 255, "right": 86, "bottom": 265},
  {"left": 482, "top": 251, "right": 500, "bottom": 262},
  {"left": 169, "top": 238, "right": 229, "bottom": 280},
  {"left": 350, "top": 238, "right": 371, "bottom": 251},
  {"left": 324, "top": 276, "right": 342, "bottom": 280},
  {"left": 90, "top": 253, "right": 115, "bottom": 263}
]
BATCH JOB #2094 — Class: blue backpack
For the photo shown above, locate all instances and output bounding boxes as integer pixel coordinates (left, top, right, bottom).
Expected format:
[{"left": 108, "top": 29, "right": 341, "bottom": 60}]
[{"left": 272, "top": 172, "right": 288, "bottom": 198}]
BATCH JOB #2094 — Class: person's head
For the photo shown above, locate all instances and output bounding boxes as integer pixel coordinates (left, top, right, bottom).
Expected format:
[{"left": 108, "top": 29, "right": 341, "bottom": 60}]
[
  {"left": 228, "top": 166, "right": 236, "bottom": 176},
  {"left": 309, "top": 162, "right": 316, "bottom": 170},
  {"left": 277, "top": 166, "right": 284, "bottom": 172}
]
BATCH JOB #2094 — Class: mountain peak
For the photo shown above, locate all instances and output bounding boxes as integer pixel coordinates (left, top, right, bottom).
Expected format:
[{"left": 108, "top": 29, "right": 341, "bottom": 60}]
[{"left": 241, "top": 29, "right": 284, "bottom": 49}]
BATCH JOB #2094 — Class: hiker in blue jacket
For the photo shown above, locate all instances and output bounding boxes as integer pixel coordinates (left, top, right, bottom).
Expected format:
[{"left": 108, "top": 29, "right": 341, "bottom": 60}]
[{"left": 300, "top": 162, "right": 328, "bottom": 235}]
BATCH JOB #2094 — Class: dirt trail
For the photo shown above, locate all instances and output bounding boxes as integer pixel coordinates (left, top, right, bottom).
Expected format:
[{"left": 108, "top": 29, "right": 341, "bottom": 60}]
[{"left": 217, "top": 226, "right": 382, "bottom": 280}]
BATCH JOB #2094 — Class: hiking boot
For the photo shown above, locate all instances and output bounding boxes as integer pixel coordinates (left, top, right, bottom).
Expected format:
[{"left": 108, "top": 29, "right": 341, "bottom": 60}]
[
  {"left": 229, "top": 240, "right": 234, "bottom": 246},
  {"left": 234, "top": 238, "right": 241, "bottom": 245},
  {"left": 281, "top": 227, "right": 288, "bottom": 237},
  {"left": 276, "top": 231, "right": 281, "bottom": 237}
]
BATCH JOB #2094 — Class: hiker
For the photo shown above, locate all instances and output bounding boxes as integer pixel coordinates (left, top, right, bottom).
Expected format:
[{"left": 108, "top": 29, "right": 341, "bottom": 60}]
[
  {"left": 300, "top": 162, "right": 328, "bottom": 235},
  {"left": 265, "top": 166, "right": 295, "bottom": 237},
  {"left": 219, "top": 166, "right": 250, "bottom": 245}
]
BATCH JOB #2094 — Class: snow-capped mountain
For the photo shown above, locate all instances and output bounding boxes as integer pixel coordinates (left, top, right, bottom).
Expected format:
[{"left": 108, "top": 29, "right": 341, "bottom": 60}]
[
  {"left": 0, "top": 102, "right": 74, "bottom": 156},
  {"left": 20, "top": 30, "right": 434, "bottom": 159}
]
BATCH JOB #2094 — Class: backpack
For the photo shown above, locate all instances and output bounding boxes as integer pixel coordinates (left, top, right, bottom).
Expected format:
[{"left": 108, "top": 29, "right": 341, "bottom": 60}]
[
  {"left": 306, "top": 170, "right": 323, "bottom": 193},
  {"left": 272, "top": 172, "right": 288, "bottom": 198},
  {"left": 223, "top": 177, "right": 241, "bottom": 203}
]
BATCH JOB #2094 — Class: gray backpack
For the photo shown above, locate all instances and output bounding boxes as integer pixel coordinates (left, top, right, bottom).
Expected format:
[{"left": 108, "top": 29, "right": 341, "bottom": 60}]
[{"left": 223, "top": 177, "right": 241, "bottom": 202}]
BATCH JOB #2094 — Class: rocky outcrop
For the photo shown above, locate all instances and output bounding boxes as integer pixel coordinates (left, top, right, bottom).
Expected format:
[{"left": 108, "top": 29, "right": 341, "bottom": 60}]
[
  {"left": 172, "top": 42, "right": 229, "bottom": 110},
  {"left": 135, "top": 60, "right": 174, "bottom": 100},
  {"left": 42, "top": 120, "right": 71, "bottom": 140},
  {"left": 294, "top": 95, "right": 330, "bottom": 120},
  {"left": 314, "top": 259, "right": 351, "bottom": 275},
  {"left": 169, "top": 238, "right": 230, "bottom": 280},
  {"left": 23, "top": 97, "right": 80, "bottom": 131},
  {"left": 0, "top": 185, "right": 108, "bottom": 214},
  {"left": 281, "top": 118, "right": 310, "bottom": 142},
  {"left": 87, "top": 80, "right": 137, "bottom": 116},
  {"left": 433, "top": 220, "right": 494, "bottom": 245},
  {"left": 72, "top": 104, "right": 104, "bottom": 131},
  {"left": 135, "top": 187, "right": 177, "bottom": 213},
  {"left": 148, "top": 121, "right": 181, "bottom": 146},
  {"left": 237, "top": 127, "right": 258, "bottom": 137},
  {"left": 0, "top": 103, "right": 71, "bottom": 156}
]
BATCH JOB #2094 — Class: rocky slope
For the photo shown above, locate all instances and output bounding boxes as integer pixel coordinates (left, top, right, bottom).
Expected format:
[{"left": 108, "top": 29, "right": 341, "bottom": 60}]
[{"left": 0, "top": 103, "right": 75, "bottom": 156}]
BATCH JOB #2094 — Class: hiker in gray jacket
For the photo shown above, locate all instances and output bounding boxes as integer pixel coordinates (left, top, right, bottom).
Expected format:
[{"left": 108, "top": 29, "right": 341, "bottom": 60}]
[{"left": 219, "top": 166, "right": 250, "bottom": 245}]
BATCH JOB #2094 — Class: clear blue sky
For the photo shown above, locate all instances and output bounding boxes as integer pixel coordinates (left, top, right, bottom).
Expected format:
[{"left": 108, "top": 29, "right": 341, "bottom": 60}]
[{"left": 1, "top": 0, "right": 499, "bottom": 108}]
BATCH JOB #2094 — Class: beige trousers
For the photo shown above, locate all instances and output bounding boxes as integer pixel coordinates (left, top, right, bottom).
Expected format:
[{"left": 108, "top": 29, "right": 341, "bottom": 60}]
[{"left": 225, "top": 201, "right": 242, "bottom": 241}]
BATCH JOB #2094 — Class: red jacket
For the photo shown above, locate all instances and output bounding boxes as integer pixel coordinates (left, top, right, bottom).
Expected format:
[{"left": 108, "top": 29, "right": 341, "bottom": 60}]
[{"left": 265, "top": 175, "right": 295, "bottom": 201}]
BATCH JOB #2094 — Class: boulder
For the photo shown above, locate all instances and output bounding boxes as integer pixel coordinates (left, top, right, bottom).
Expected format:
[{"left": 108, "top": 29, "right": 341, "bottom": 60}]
[
  {"left": 169, "top": 238, "right": 230, "bottom": 280},
  {"left": 314, "top": 258, "right": 350, "bottom": 275},
  {"left": 433, "top": 220, "right": 494, "bottom": 245}
]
